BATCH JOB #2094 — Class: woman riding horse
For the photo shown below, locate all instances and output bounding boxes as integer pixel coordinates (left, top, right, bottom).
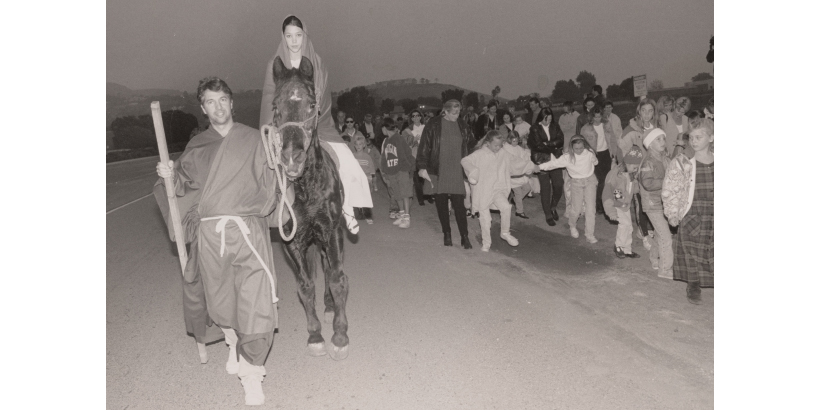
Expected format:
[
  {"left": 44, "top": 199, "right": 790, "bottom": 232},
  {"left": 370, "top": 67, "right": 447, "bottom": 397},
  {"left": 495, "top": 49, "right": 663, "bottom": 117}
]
[{"left": 260, "top": 15, "right": 373, "bottom": 235}]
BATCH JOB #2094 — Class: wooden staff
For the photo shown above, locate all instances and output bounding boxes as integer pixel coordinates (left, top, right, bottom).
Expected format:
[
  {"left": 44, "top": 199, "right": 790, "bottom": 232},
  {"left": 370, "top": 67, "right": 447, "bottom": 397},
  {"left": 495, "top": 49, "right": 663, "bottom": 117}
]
[{"left": 151, "top": 101, "right": 188, "bottom": 274}]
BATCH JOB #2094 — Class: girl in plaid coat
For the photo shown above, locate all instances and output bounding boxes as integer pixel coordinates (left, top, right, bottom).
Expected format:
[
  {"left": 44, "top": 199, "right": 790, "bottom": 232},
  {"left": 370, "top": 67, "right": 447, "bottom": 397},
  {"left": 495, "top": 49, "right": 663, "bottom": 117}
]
[{"left": 662, "top": 120, "right": 714, "bottom": 305}]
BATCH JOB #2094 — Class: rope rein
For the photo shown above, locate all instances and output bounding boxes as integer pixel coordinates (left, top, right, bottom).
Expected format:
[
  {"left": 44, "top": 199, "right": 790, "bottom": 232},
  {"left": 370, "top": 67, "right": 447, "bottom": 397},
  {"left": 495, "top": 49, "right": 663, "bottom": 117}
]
[{"left": 260, "top": 110, "right": 319, "bottom": 241}]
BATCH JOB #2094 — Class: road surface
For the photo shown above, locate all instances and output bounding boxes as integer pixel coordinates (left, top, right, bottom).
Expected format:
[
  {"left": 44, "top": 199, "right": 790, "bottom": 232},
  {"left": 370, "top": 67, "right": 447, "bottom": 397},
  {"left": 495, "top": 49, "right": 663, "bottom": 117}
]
[{"left": 107, "top": 155, "right": 713, "bottom": 409}]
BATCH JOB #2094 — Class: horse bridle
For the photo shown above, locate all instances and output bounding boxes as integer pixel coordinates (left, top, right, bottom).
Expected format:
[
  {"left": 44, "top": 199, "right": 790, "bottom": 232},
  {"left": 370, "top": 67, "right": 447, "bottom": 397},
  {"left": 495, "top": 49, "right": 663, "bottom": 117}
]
[
  {"left": 260, "top": 108, "right": 319, "bottom": 242},
  {"left": 260, "top": 109, "right": 318, "bottom": 173}
]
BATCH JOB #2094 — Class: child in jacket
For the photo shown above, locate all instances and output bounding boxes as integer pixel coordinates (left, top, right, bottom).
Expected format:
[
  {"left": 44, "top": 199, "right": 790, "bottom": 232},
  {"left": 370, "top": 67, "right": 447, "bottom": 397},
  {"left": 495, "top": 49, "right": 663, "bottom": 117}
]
[
  {"left": 603, "top": 146, "right": 643, "bottom": 258},
  {"left": 538, "top": 134, "right": 599, "bottom": 243},
  {"left": 352, "top": 137, "right": 376, "bottom": 224},
  {"left": 637, "top": 128, "right": 673, "bottom": 278}
]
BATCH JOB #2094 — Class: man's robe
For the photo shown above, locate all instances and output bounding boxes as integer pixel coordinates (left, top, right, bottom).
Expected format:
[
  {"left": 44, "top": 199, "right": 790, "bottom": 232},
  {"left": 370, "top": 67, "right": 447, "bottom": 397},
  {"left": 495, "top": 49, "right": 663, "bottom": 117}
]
[
  {"left": 196, "top": 123, "right": 279, "bottom": 336},
  {"left": 154, "top": 128, "right": 224, "bottom": 343}
]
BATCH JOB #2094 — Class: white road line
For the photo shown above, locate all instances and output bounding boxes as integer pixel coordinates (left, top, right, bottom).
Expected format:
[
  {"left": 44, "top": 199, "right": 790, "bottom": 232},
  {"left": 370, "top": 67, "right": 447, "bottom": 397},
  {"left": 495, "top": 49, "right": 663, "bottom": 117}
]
[{"left": 106, "top": 193, "right": 154, "bottom": 215}]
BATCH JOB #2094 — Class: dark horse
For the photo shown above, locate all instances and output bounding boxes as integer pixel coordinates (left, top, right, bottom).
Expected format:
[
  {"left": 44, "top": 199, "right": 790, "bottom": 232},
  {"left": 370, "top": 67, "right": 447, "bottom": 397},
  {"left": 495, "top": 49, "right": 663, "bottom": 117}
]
[{"left": 264, "top": 56, "right": 349, "bottom": 360}]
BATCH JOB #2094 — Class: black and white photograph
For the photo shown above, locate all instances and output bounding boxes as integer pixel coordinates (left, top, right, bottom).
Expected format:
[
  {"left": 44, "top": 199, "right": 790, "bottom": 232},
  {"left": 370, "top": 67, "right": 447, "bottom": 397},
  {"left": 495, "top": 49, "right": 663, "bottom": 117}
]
[{"left": 12, "top": 0, "right": 811, "bottom": 408}]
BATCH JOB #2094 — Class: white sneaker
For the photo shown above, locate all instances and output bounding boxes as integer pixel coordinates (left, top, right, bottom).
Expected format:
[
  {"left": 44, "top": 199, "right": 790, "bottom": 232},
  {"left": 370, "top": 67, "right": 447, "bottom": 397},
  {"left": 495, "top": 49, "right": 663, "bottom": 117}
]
[
  {"left": 500, "top": 233, "right": 519, "bottom": 246},
  {"left": 366, "top": 218, "right": 374, "bottom": 225},
  {"left": 586, "top": 236, "right": 598, "bottom": 244},
  {"left": 481, "top": 244, "right": 490, "bottom": 252},
  {"left": 398, "top": 216, "right": 410, "bottom": 228},
  {"left": 389, "top": 211, "right": 399, "bottom": 219},
  {"left": 569, "top": 226, "right": 579, "bottom": 238},
  {"left": 393, "top": 213, "right": 406, "bottom": 225},
  {"left": 240, "top": 374, "right": 265, "bottom": 406}
]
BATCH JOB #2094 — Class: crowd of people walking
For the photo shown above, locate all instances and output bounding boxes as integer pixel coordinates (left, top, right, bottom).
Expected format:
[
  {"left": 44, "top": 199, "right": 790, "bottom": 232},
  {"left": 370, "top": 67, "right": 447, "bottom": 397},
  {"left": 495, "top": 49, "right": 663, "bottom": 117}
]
[{"left": 344, "top": 94, "right": 714, "bottom": 307}]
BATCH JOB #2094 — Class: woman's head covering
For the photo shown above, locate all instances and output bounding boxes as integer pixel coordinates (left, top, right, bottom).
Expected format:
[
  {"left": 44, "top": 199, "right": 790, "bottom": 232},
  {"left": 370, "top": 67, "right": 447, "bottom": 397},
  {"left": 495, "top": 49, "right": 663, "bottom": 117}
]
[{"left": 274, "top": 15, "right": 327, "bottom": 101}]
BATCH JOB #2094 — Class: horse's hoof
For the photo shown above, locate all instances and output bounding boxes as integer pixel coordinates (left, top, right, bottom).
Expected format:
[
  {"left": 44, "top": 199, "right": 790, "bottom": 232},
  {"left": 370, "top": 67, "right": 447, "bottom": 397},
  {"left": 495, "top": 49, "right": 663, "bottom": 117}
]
[
  {"left": 327, "top": 343, "right": 349, "bottom": 361},
  {"left": 307, "top": 342, "right": 327, "bottom": 357},
  {"left": 324, "top": 311, "right": 334, "bottom": 324}
]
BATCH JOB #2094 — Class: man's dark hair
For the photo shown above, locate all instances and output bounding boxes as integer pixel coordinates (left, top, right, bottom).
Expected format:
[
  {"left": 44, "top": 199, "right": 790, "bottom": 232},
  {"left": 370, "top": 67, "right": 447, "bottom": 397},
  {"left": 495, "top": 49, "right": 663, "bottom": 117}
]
[
  {"left": 197, "top": 77, "right": 233, "bottom": 104},
  {"left": 583, "top": 97, "right": 595, "bottom": 106},
  {"left": 487, "top": 100, "right": 498, "bottom": 109},
  {"left": 563, "top": 100, "right": 573, "bottom": 108},
  {"left": 592, "top": 85, "right": 603, "bottom": 94},
  {"left": 381, "top": 117, "right": 397, "bottom": 131},
  {"left": 604, "top": 101, "right": 614, "bottom": 108},
  {"left": 282, "top": 16, "right": 304, "bottom": 33},
  {"left": 529, "top": 97, "right": 540, "bottom": 104}
]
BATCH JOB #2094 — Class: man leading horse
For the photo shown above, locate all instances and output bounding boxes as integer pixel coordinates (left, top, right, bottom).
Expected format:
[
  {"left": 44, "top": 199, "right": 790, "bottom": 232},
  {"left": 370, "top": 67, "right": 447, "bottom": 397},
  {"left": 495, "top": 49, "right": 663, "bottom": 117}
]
[{"left": 156, "top": 77, "right": 279, "bottom": 406}]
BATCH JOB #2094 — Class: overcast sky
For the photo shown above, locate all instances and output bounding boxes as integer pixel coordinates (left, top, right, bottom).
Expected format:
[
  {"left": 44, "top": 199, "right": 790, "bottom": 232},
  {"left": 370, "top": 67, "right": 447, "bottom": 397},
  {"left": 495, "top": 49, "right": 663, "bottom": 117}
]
[{"left": 107, "top": 0, "right": 714, "bottom": 98}]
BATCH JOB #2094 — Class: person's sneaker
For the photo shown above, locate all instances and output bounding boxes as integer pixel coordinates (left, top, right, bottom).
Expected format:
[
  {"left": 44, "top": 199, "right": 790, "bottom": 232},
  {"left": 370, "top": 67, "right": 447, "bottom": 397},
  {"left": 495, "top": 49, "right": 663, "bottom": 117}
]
[
  {"left": 240, "top": 374, "right": 265, "bottom": 406},
  {"left": 623, "top": 251, "right": 640, "bottom": 258},
  {"left": 389, "top": 211, "right": 399, "bottom": 219},
  {"left": 569, "top": 226, "right": 579, "bottom": 238},
  {"left": 500, "top": 233, "right": 519, "bottom": 246},
  {"left": 366, "top": 218, "right": 374, "bottom": 225},
  {"left": 651, "top": 262, "right": 659, "bottom": 270},
  {"left": 398, "top": 216, "right": 410, "bottom": 228},
  {"left": 586, "top": 236, "right": 598, "bottom": 244},
  {"left": 481, "top": 244, "right": 491, "bottom": 252},
  {"left": 393, "top": 214, "right": 406, "bottom": 225},
  {"left": 658, "top": 270, "right": 673, "bottom": 279},
  {"left": 614, "top": 246, "right": 625, "bottom": 258}
]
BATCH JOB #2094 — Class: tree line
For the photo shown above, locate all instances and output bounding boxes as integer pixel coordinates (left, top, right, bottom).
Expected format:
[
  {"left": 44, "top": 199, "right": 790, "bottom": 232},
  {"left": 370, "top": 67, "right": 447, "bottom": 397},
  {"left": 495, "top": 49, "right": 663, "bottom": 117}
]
[{"left": 109, "top": 110, "right": 200, "bottom": 151}]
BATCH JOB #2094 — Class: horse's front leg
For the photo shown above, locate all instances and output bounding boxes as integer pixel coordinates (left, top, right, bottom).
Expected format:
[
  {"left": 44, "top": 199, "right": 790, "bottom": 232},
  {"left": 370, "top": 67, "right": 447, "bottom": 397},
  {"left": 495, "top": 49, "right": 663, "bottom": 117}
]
[
  {"left": 321, "top": 249, "right": 335, "bottom": 324},
  {"left": 323, "top": 224, "right": 349, "bottom": 360},
  {"left": 284, "top": 230, "right": 325, "bottom": 357}
]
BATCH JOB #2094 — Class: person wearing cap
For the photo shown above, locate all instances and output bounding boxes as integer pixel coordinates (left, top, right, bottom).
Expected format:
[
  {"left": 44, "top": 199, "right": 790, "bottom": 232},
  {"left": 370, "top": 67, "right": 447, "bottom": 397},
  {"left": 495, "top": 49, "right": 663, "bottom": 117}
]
[
  {"left": 417, "top": 99, "right": 477, "bottom": 249},
  {"left": 636, "top": 128, "right": 673, "bottom": 278},
  {"left": 603, "top": 147, "right": 643, "bottom": 258}
]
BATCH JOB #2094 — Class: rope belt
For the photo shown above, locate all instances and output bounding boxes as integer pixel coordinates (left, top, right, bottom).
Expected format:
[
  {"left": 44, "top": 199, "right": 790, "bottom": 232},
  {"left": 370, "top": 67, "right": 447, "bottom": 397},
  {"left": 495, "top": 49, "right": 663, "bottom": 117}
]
[{"left": 200, "top": 215, "right": 278, "bottom": 304}]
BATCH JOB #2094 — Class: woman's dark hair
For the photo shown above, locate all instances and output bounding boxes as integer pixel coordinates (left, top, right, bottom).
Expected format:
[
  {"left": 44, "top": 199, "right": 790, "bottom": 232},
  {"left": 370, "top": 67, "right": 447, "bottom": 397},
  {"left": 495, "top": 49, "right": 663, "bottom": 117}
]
[
  {"left": 541, "top": 107, "right": 554, "bottom": 123},
  {"left": 587, "top": 107, "right": 604, "bottom": 124},
  {"left": 529, "top": 97, "right": 540, "bottom": 104},
  {"left": 593, "top": 85, "right": 603, "bottom": 94},
  {"left": 583, "top": 97, "right": 595, "bottom": 107},
  {"left": 563, "top": 100, "right": 573, "bottom": 108},
  {"left": 487, "top": 100, "right": 498, "bottom": 109},
  {"left": 282, "top": 16, "right": 304, "bottom": 33}
]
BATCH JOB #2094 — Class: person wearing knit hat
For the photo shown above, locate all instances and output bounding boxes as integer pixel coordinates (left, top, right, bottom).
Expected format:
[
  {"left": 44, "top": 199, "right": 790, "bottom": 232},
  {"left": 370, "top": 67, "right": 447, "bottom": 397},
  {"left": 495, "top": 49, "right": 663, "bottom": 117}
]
[
  {"left": 603, "top": 146, "right": 644, "bottom": 258},
  {"left": 637, "top": 126, "right": 674, "bottom": 278},
  {"left": 643, "top": 128, "right": 666, "bottom": 150},
  {"left": 623, "top": 145, "right": 644, "bottom": 165}
]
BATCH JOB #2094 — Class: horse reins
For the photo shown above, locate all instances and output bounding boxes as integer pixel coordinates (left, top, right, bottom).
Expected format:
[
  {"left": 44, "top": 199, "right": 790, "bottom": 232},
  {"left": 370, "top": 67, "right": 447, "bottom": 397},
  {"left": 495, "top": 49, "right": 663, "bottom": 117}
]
[{"left": 260, "top": 110, "right": 319, "bottom": 241}]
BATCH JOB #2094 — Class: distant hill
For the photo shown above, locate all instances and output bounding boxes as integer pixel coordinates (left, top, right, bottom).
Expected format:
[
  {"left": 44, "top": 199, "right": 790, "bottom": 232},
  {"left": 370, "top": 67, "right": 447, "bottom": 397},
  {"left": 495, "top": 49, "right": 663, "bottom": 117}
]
[
  {"left": 106, "top": 82, "right": 185, "bottom": 97},
  {"left": 330, "top": 80, "right": 507, "bottom": 106}
]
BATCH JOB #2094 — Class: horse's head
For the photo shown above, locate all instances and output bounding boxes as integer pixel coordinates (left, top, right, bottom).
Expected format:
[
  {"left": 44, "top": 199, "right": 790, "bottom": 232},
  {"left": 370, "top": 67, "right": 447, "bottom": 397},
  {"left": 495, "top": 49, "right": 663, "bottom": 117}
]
[{"left": 271, "top": 56, "right": 318, "bottom": 179}]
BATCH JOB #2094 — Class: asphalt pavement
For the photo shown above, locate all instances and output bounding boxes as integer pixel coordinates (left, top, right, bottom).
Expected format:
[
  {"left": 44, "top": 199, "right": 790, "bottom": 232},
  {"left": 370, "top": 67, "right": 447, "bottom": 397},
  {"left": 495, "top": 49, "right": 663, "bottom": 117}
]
[{"left": 106, "top": 157, "right": 713, "bottom": 409}]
